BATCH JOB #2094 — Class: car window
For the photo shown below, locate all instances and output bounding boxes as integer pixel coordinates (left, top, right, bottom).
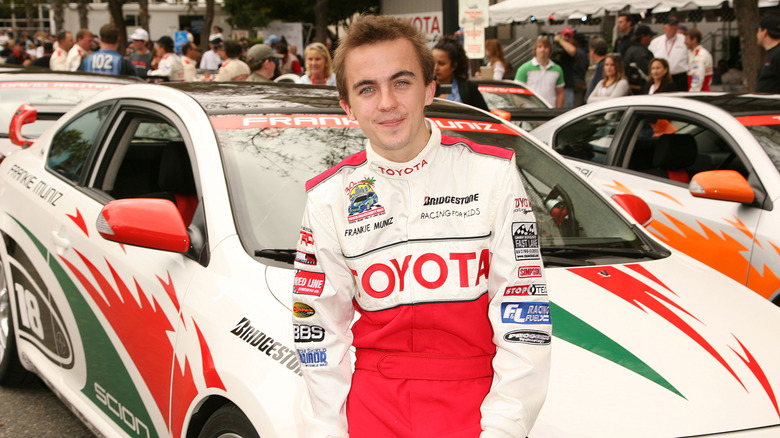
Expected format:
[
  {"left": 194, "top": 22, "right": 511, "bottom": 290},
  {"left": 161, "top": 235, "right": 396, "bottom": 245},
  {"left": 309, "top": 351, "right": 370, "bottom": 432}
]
[
  {"left": 553, "top": 110, "right": 624, "bottom": 164},
  {"left": 97, "top": 113, "right": 192, "bottom": 203},
  {"left": 478, "top": 86, "right": 548, "bottom": 110},
  {"left": 47, "top": 105, "right": 111, "bottom": 183},
  {"left": 625, "top": 113, "right": 749, "bottom": 181},
  {"left": 213, "top": 115, "right": 655, "bottom": 267}
]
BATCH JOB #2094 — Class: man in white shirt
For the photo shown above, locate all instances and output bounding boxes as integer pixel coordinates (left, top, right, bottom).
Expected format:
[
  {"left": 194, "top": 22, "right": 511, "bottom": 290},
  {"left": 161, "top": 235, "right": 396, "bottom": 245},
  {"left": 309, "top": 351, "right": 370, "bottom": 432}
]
[
  {"left": 65, "top": 28, "right": 93, "bottom": 71},
  {"left": 49, "top": 30, "right": 74, "bottom": 71},
  {"left": 199, "top": 36, "right": 223, "bottom": 71},
  {"left": 649, "top": 16, "right": 689, "bottom": 91},
  {"left": 180, "top": 42, "right": 200, "bottom": 82},
  {"left": 147, "top": 36, "right": 184, "bottom": 82},
  {"left": 684, "top": 28, "right": 713, "bottom": 92}
]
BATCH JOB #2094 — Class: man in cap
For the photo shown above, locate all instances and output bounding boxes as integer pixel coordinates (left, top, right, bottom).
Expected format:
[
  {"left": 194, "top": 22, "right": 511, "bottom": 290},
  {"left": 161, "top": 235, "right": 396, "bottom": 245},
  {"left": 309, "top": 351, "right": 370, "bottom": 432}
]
[
  {"left": 624, "top": 24, "right": 656, "bottom": 93},
  {"left": 755, "top": 15, "right": 780, "bottom": 93},
  {"left": 65, "top": 28, "right": 94, "bottom": 71},
  {"left": 245, "top": 44, "right": 283, "bottom": 82},
  {"left": 553, "top": 27, "right": 577, "bottom": 107},
  {"left": 649, "top": 16, "right": 689, "bottom": 91},
  {"left": 200, "top": 35, "right": 223, "bottom": 71},
  {"left": 49, "top": 30, "right": 74, "bottom": 71},
  {"left": 147, "top": 36, "right": 184, "bottom": 82},
  {"left": 684, "top": 28, "right": 713, "bottom": 92},
  {"left": 81, "top": 24, "right": 137, "bottom": 76},
  {"left": 128, "top": 28, "right": 153, "bottom": 79}
]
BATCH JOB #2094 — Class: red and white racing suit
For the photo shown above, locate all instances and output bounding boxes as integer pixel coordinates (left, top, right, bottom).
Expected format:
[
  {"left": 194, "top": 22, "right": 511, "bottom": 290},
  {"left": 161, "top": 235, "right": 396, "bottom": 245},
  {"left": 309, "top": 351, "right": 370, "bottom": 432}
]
[
  {"left": 293, "top": 122, "right": 551, "bottom": 438},
  {"left": 687, "top": 45, "right": 713, "bottom": 92}
]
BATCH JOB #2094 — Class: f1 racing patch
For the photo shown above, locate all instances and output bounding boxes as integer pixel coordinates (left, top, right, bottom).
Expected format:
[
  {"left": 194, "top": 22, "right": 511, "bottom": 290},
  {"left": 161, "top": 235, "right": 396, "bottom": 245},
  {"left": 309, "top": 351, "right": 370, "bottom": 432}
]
[{"left": 501, "top": 302, "right": 550, "bottom": 324}]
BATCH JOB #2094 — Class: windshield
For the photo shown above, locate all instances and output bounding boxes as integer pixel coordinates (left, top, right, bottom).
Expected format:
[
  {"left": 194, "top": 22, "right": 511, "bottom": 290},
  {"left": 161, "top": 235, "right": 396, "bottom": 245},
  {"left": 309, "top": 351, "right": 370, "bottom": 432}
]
[
  {"left": 0, "top": 81, "right": 121, "bottom": 137},
  {"left": 738, "top": 115, "right": 780, "bottom": 174},
  {"left": 478, "top": 85, "right": 549, "bottom": 110},
  {"left": 214, "top": 114, "right": 663, "bottom": 267}
]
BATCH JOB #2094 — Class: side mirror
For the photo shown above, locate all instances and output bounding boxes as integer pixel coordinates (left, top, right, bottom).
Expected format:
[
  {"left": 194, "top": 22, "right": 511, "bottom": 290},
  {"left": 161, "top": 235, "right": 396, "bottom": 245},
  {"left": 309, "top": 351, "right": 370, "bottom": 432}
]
[
  {"left": 490, "top": 109, "right": 511, "bottom": 121},
  {"left": 97, "top": 198, "right": 190, "bottom": 253},
  {"left": 9, "top": 104, "right": 37, "bottom": 148},
  {"left": 689, "top": 170, "right": 755, "bottom": 204},
  {"left": 611, "top": 193, "right": 652, "bottom": 226}
]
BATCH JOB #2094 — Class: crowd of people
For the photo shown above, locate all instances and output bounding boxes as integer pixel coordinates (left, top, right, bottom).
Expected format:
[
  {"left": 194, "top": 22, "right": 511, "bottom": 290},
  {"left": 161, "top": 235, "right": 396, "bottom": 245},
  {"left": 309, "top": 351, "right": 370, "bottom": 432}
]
[
  {"left": 1, "top": 13, "right": 778, "bottom": 108},
  {"left": 0, "top": 24, "right": 336, "bottom": 86},
  {"left": 482, "top": 13, "right": 780, "bottom": 108}
]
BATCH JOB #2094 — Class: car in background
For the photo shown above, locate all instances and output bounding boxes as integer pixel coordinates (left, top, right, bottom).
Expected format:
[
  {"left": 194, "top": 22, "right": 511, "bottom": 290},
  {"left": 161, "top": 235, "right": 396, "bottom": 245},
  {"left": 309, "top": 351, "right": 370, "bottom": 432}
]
[
  {"left": 472, "top": 78, "right": 563, "bottom": 130},
  {"left": 531, "top": 93, "right": 780, "bottom": 304},
  {"left": 1, "top": 83, "right": 780, "bottom": 437},
  {"left": 0, "top": 70, "right": 142, "bottom": 155}
]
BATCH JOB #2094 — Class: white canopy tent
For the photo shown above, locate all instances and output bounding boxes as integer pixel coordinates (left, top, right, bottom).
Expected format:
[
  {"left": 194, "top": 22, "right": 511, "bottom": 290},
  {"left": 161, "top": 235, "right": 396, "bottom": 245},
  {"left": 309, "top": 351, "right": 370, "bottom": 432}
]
[{"left": 489, "top": 0, "right": 779, "bottom": 25}]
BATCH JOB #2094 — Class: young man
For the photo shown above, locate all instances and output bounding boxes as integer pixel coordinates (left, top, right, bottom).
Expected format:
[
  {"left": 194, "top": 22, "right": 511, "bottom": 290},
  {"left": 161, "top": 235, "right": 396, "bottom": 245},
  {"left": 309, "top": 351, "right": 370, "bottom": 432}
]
[
  {"left": 624, "top": 25, "right": 656, "bottom": 93},
  {"left": 147, "top": 36, "right": 184, "bottom": 82},
  {"left": 127, "top": 28, "right": 153, "bottom": 79},
  {"left": 515, "top": 38, "right": 565, "bottom": 108},
  {"left": 755, "top": 15, "right": 780, "bottom": 93},
  {"left": 65, "top": 28, "right": 93, "bottom": 71},
  {"left": 49, "top": 30, "right": 74, "bottom": 71},
  {"left": 214, "top": 40, "right": 250, "bottom": 81},
  {"left": 684, "top": 28, "right": 713, "bottom": 92},
  {"left": 80, "top": 24, "right": 137, "bottom": 76},
  {"left": 293, "top": 14, "right": 551, "bottom": 438},
  {"left": 180, "top": 42, "right": 201, "bottom": 82},
  {"left": 614, "top": 13, "right": 635, "bottom": 56},
  {"left": 649, "top": 16, "right": 689, "bottom": 91}
]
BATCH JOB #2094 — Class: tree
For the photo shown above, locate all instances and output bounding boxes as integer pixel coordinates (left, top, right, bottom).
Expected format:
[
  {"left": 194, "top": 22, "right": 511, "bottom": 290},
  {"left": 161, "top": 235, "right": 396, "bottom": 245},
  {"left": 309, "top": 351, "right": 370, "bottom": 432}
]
[
  {"left": 733, "top": 0, "right": 761, "bottom": 92},
  {"left": 52, "top": 0, "right": 65, "bottom": 34},
  {"left": 315, "top": 0, "right": 327, "bottom": 44},
  {"left": 106, "top": 0, "right": 127, "bottom": 52},
  {"left": 221, "top": 0, "right": 379, "bottom": 41},
  {"left": 77, "top": 0, "right": 89, "bottom": 29},
  {"left": 203, "top": 0, "right": 215, "bottom": 47}
]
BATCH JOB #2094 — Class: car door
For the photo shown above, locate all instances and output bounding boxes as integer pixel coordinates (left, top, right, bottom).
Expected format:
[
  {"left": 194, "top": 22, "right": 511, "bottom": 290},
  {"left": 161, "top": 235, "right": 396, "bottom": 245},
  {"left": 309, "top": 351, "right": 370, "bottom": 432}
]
[
  {"left": 48, "top": 100, "right": 203, "bottom": 437},
  {"left": 0, "top": 105, "right": 112, "bottom": 395},
  {"left": 553, "top": 107, "right": 769, "bottom": 296}
]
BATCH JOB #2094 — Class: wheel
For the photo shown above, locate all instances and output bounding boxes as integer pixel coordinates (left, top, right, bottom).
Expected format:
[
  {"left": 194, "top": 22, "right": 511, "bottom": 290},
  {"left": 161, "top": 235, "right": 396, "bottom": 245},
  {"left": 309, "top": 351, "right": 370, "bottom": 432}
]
[
  {"left": 0, "top": 260, "right": 32, "bottom": 386},
  {"left": 197, "top": 404, "right": 260, "bottom": 438}
]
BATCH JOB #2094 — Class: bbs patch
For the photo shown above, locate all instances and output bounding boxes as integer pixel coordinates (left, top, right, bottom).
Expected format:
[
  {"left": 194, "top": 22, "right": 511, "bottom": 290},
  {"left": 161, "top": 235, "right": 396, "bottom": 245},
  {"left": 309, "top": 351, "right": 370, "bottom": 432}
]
[{"left": 512, "top": 222, "right": 540, "bottom": 261}]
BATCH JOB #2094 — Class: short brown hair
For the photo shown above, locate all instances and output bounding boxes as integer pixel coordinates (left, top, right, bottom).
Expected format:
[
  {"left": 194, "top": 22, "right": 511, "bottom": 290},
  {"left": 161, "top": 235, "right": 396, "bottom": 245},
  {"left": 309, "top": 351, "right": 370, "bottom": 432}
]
[
  {"left": 686, "top": 28, "right": 702, "bottom": 44},
  {"left": 534, "top": 37, "right": 552, "bottom": 51},
  {"left": 99, "top": 24, "right": 119, "bottom": 45},
  {"left": 333, "top": 14, "right": 434, "bottom": 102}
]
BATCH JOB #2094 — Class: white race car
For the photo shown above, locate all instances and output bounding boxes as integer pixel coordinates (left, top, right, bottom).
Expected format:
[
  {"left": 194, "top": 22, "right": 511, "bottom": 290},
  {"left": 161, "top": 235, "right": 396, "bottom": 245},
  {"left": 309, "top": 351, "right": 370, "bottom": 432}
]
[
  {"left": 531, "top": 93, "right": 780, "bottom": 304},
  {"left": 1, "top": 83, "right": 779, "bottom": 437}
]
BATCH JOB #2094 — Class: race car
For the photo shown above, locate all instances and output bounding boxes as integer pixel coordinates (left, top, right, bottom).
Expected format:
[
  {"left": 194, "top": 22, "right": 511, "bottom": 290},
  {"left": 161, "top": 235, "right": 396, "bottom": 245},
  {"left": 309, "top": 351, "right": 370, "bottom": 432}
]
[
  {"left": 471, "top": 78, "right": 564, "bottom": 129},
  {"left": 0, "top": 70, "right": 142, "bottom": 156},
  {"left": 1, "top": 83, "right": 780, "bottom": 437},
  {"left": 531, "top": 93, "right": 780, "bottom": 304}
]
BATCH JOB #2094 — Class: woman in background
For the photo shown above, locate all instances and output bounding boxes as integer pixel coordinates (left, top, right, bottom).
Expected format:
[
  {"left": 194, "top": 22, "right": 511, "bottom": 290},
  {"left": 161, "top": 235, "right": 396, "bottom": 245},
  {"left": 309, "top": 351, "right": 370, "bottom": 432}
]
[
  {"left": 432, "top": 35, "right": 489, "bottom": 111},
  {"left": 297, "top": 42, "right": 336, "bottom": 86},
  {"left": 587, "top": 53, "right": 630, "bottom": 103},
  {"left": 641, "top": 58, "right": 677, "bottom": 94},
  {"left": 485, "top": 38, "right": 508, "bottom": 80}
]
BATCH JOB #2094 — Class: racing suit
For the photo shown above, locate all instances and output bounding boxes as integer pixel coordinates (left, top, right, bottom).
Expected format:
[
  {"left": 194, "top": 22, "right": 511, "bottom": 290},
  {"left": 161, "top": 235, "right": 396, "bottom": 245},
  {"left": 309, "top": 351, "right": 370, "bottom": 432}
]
[
  {"left": 293, "top": 121, "right": 552, "bottom": 438},
  {"left": 687, "top": 45, "right": 713, "bottom": 92},
  {"left": 148, "top": 53, "right": 185, "bottom": 82}
]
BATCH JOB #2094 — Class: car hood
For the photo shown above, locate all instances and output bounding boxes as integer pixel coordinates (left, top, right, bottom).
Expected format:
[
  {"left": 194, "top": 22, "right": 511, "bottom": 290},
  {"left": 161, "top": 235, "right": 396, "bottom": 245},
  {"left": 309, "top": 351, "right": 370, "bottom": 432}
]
[
  {"left": 533, "top": 253, "right": 780, "bottom": 436},
  {"left": 267, "top": 252, "right": 780, "bottom": 436}
]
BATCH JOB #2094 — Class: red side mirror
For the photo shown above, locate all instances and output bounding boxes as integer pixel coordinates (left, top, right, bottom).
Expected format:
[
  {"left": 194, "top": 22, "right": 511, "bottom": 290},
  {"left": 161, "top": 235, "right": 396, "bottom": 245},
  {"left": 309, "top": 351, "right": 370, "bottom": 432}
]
[
  {"left": 9, "top": 104, "right": 38, "bottom": 148},
  {"left": 97, "top": 198, "right": 190, "bottom": 253},
  {"left": 612, "top": 193, "right": 652, "bottom": 226}
]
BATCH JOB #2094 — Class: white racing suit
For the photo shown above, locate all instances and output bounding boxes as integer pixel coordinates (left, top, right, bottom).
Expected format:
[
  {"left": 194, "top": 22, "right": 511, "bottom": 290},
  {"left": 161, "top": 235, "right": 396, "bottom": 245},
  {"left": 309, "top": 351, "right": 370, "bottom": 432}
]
[
  {"left": 293, "top": 122, "right": 552, "bottom": 438},
  {"left": 687, "top": 45, "right": 713, "bottom": 92}
]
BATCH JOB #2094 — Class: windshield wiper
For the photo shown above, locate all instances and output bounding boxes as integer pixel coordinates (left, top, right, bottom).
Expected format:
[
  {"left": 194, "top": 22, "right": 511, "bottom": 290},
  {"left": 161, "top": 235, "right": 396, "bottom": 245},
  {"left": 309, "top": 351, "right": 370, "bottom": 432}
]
[
  {"left": 255, "top": 248, "right": 296, "bottom": 264},
  {"left": 541, "top": 245, "right": 663, "bottom": 259}
]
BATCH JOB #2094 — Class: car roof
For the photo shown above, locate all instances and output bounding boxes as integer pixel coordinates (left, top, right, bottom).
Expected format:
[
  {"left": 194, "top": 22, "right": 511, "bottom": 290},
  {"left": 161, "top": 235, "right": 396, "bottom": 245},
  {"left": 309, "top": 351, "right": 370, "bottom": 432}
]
[
  {"left": 675, "top": 93, "right": 780, "bottom": 117},
  {"left": 0, "top": 69, "right": 143, "bottom": 84},
  {"left": 163, "top": 82, "right": 498, "bottom": 120},
  {"left": 470, "top": 77, "right": 527, "bottom": 88}
]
